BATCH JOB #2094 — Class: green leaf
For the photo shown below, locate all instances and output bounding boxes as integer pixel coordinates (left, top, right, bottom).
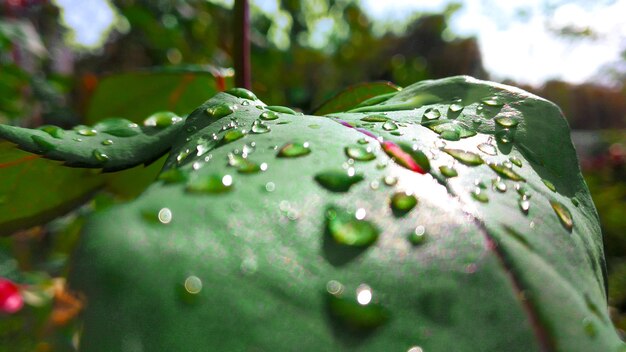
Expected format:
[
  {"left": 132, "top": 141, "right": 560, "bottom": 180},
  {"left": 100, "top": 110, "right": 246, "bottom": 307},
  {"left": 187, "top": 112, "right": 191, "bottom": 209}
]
[
  {"left": 0, "top": 142, "right": 102, "bottom": 236},
  {"left": 314, "top": 81, "right": 401, "bottom": 115},
  {"left": 69, "top": 77, "right": 622, "bottom": 351}
]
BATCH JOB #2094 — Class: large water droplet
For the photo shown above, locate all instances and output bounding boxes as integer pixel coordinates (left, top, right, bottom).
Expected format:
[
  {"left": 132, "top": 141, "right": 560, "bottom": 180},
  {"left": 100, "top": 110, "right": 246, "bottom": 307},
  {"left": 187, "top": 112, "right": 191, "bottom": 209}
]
[
  {"left": 471, "top": 188, "right": 489, "bottom": 203},
  {"left": 221, "top": 129, "right": 245, "bottom": 144},
  {"left": 74, "top": 125, "right": 97, "bottom": 136},
  {"left": 326, "top": 280, "right": 389, "bottom": 330},
  {"left": 390, "top": 191, "right": 418, "bottom": 216},
  {"left": 423, "top": 108, "right": 441, "bottom": 120},
  {"left": 542, "top": 179, "right": 556, "bottom": 192},
  {"left": 495, "top": 128, "right": 513, "bottom": 144},
  {"left": 492, "top": 177, "right": 507, "bottom": 192},
  {"left": 250, "top": 120, "right": 270, "bottom": 134},
  {"left": 519, "top": 198, "right": 530, "bottom": 214},
  {"left": 482, "top": 97, "right": 502, "bottom": 106},
  {"left": 37, "top": 125, "right": 63, "bottom": 139},
  {"left": 277, "top": 142, "right": 311, "bottom": 158},
  {"left": 228, "top": 154, "right": 265, "bottom": 174},
  {"left": 382, "top": 142, "right": 429, "bottom": 173},
  {"left": 439, "top": 165, "right": 458, "bottom": 178},
  {"left": 495, "top": 116, "right": 519, "bottom": 128},
  {"left": 443, "top": 149, "right": 484, "bottom": 166},
  {"left": 225, "top": 87, "right": 257, "bottom": 100},
  {"left": 158, "top": 208, "right": 172, "bottom": 224},
  {"left": 101, "top": 139, "right": 114, "bottom": 145},
  {"left": 266, "top": 105, "right": 297, "bottom": 115},
  {"left": 550, "top": 200, "right": 573, "bottom": 231},
  {"left": 450, "top": 102, "right": 464, "bottom": 112},
  {"left": 31, "top": 135, "right": 55, "bottom": 152},
  {"left": 95, "top": 118, "right": 141, "bottom": 137},
  {"left": 144, "top": 111, "right": 183, "bottom": 127},
  {"left": 186, "top": 174, "right": 234, "bottom": 193},
  {"left": 315, "top": 170, "right": 364, "bottom": 192},
  {"left": 260, "top": 111, "right": 279, "bottom": 121},
  {"left": 488, "top": 163, "right": 525, "bottom": 181},
  {"left": 361, "top": 115, "right": 388, "bottom": 122},
  {"left": 382, "top": 120, "right": 399, "bottom": 131},
  {"left": 509, "top": 156, "right": 523, "bottom": 167},
  {"left": 326, "top": 206, "right": 379, "bottom": 246},
  {"left": 477, "top": 143, "right": 497, "bottom": 156},
  {"left": 206, "top": 104, "right": 234, "bottom": 119},
  {"left": 345, "top": 145, "right": 376, "bottom": 161},
  {"left": 408, "top": 225, "right": 427, "bottom": 245},
  {"left": 93, "top": 149, "right": 109, "bottom": 163}
]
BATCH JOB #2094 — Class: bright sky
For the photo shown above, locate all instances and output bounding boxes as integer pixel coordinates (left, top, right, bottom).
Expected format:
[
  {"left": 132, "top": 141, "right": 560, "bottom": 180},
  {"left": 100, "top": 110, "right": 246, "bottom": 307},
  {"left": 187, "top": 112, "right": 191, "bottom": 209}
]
[{"left": 52, "top": 0, "right": 626, "bottom": 87}]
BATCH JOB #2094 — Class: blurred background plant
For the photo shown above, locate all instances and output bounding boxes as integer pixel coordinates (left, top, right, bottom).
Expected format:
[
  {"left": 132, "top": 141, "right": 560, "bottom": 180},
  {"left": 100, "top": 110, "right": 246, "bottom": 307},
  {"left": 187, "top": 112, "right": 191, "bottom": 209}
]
[{"left": 0, "top": 0, "right": 624, "bottom": 350}]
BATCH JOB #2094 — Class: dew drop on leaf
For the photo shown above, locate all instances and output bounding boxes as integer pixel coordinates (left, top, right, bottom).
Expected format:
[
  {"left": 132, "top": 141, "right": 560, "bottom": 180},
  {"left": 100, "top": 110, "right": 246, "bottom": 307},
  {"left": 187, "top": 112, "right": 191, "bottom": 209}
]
[
  {"left": 423, "top": 108, "right": 441, "bottom": 120},
  {"left": 382, "top": 120, "right": 399, "bottom": 131},
  {"left": 186, "top": 174, "right": 234, "bottom": 194},
  {"left": 144, "top": 111, "right": 183, "bottom": 127},
  {"left": 482, "top": 97, "right": 502, "bottom": 106},
  {"left": 37, "top": 125, "right": 63, "bottom": 139},
  {"left": 158, "top": 208, "right": 172, "bottom": 224},
  {"left": 206, "top": 104, "right": 234, "bottom": 119},
  {"left": 509, "top": 156, "right": 523, "bottom": 167},
  {"left": 74, "top": 125, "right": 97, "bottom": 136},
  {"left": 495, "top": 116, "right": 519, "bottom": 128},
  {"left": 582, "top": 317, "right": 597, "bottom": 338},
  {"left": 265, "top": 182, "right": 275, "bottom": 192},
  {"left": 266, "top": 105, "right": 297, "bottom": 115},
  {"left": 443, "top": 149, "right": 484, "bottom": 166},
  {"left": 259, "top": 111, "right": 279, "bottom": 120},
  {"left": 277, "top": 142, "right": 311, "bottom": 158},
  {"left": 184, "top": 276, "right": 203, "bottom": 294},
  {"left": 450, "top": 103, "right": 464, "bottom": 112},
  {"left": 361, "top": 115, "right": 388, "bottom": 122},
  {"left": 492, "top": 178, "right": 507, "bottom": 192},
  {"left": 31, "top": 135, "right": 56, "bottom": 152},
  {"left": 550, "top": 200, "right": 573, "bottom": 231},
  {"left": 326, "top": 206, "right": 379, "bottom": 246},
  {"left": 390, "top": 192, "right": 418, "bottom": 216},
  {"left": 439, "top": 165, "right": 458, "bottom": 178},
  {"left": 519, "top": 197, "right": 530, "bottom": 214},
  {"left": 408, "top": 225, "right": 427, "bottom": 245},
  {"left": 542, "top": 179, "right": 557, "bottom": 192},
  {"left": 225, "top": 87, "right": 257, "bottom": 100},
  {"left": 92, "top": 149, "right": 109, "bottom": 163},
  {"left": 488, "top": 163, "right": 526, "bottom": 181},
  {"left": 471, "top": 187, "right": 489, "bottom": 203},
  {"left": 325, "top": 280, "right": 389, "bottom": 330},
  {"left": 95, "top": 118, "right": 141, "bottom": 137},
  {"left": 345, "top": 145, "right": 376, "bottom": 161},
  {"left": 314, "top": 170, "right": 364, "bottom": 192},
  {"left": 221, "top": 129, "right": 245, "bottom": 144},
  {"left": 101, "top": 139, "right": 114, "bottom": 146},
  {"left": 383, "top": 175, "right": 398, "bottom": 186},
  {"left": 477, "top": 143, "right": 497, "bottom": 156}
]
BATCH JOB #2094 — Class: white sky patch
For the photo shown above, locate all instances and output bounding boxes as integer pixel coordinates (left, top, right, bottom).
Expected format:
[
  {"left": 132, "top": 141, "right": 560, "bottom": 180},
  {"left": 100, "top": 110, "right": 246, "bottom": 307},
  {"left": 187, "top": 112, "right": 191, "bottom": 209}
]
[{"left": 53, "top": 0, "right": 117, "bottom": 49}]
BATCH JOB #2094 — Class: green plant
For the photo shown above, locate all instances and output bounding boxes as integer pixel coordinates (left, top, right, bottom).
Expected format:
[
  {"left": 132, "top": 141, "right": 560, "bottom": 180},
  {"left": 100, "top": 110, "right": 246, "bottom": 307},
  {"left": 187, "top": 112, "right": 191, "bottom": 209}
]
[{"left": 1, "top": 75, "right": 624, "bottom": 351}]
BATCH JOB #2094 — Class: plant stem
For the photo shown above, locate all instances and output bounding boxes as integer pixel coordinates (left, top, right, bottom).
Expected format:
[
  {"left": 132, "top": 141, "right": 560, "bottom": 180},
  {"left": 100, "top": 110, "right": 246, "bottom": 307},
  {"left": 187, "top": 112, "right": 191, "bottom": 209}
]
[{"left": 234, "top": 0, "right": 251, "bottom": 89}]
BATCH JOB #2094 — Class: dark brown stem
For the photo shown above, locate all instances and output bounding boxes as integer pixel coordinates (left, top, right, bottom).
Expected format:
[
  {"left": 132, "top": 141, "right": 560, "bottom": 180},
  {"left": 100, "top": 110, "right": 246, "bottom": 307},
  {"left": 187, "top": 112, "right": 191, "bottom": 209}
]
[{"left": 233, "top": 0, "right": 251, "bottom": 89}]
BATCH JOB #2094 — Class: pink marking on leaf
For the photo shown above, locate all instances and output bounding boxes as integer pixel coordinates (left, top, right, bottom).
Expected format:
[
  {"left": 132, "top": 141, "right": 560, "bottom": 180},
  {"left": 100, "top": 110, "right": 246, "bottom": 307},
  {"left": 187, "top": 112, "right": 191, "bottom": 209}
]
[{"left": 382, "top": 141, "right": 426, "bottom": 174}]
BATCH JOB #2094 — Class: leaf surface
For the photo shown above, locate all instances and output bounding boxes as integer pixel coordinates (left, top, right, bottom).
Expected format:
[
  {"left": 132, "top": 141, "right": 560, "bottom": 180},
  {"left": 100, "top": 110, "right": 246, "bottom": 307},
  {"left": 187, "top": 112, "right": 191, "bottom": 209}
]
[
  {"left": 65, "top": 77, "right": 623, "bottom": 351},
  {"left": 313, "top": 81, "right": 401, "bottom": 116}
]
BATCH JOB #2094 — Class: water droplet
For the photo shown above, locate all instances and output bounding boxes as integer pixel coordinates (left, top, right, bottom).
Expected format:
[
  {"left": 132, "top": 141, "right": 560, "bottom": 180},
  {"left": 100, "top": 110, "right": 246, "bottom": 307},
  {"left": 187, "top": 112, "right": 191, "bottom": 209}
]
[
  {"left": 477, "top": 143, "right": 497, "bottom": 156},
  {"left": 542, "top": 179, "right": 557, "bottom": 192},
  {"left": 186, "top": 174, "right": 234, "bottom": 193},
  {"left": 382, "top": 142, "right": 429, "bottom": 173},
  {"left": 158, "top": 208, "right": 172, "bottom": 224},
  {"left": 326, "top": 206, "right": 379, "bottom": 246},
  {"left": 571, "top": 197, "right": 580, "bottom": 207},
  {"left": 550, "top": 200, "right": 573, "bottom": 231},
  {"left": 259, "top": 111, "right": 279, "bottom": 121},
  {"left": 369, "top": 180, "right": 380, "bottom": 190},
  {"left": 265, "top": 182, "right": 275, "bottom": 192},
  {"left": 144, "top": 111, "right": 183, "bottom": 127},
  {"left": 74, "top": 125, "right": 97, "bottom": 136},
  {"left": 357, "top": 138, "right": 369, "bottom": 144},
  {"left": 439, "top": 165, "right": 458, "bottom": 178},
  {"left": 471, "top": 188, "right": 489, "bottom": 203},
  {"left": 176, "top": 148, "right": 192, "bottom": 164},
  {"left": 390, "top": 191, "right": 418, "bottom": 216},
  {"left": 184, "top": 275, "right": 203, "bottom": 294},
  {"left": 221, "top": 129, "right": 245, "bottom": 144},
  {"left": 99, "top": 139, "right": 113, "bottom": 146},
  {"left": 225, "top": 87, "right": 257, "bottom": 100},
  {"left": 492, "top": 178, "right": 507, "bottom": 192},
  {"left": 482, "top": 97, "right": 502, "bottom": 106},
  {"left": 496, "top": 128, "right": 512, "bottom": 144},
  {"left": 440, "top": 130, "right": 460, "bottom": 141},
  {"left": 206, "top": 104, "right": 234, "bottom": 119},
  {"left": 277, "top": 142, "right": 311, "bottom": 158},
  {"left": 345, "top": 145, "right": 376, "bottom": 161},
  {"left": 519, "top": 197, "right": 530, "bottom": 214},
  {"left": 326, "top": 280, "right": 389, "bottom": 330},
  {"left": 450, "top": 103, "right": 464, "bottom": 112},
  {"left": 488, "top": 163, "right": 525, "bottom": 181},
  {"left": 443, "top": 149, "right": 484, "bottom": 166},
  {"left": 407, "top": 347, "right": 424, "bottom": 352},
  {"left": 383, "top": 175, "right": 398, "bottom": 186},
  {"left": 94, "top": 118, "right": 141, "bottom": 137},
  {"left": 158, "top": 168, "right": 187, "bottom": 184},
  {"left": 583, "top": 317, "right": 597, "bottom": 338},
  {"left": 382, "top": 120, "right": 399, "bottom": 131},
  {"left": 495, "top": 116, "right": 519, "bottom": 128},
  {"left": 228, "top": 154, "right": 265, "bottom": 174},
  {"left": 31, "top": 135, "right": 55, "bottom": 152},
  {"left": 37, "top": 125, "right": 63, "bottom": 139},
  {"left": 361, "top": 115, "right": 388, "bottom": 122},
  {"left": 509, "top": 156, "right": 522, "bottom": 168},
  {"left": 408, "top": 226, "right": 427, "bottom": 245},
  {"left": 315, "top": 170, "right": 364, "bottom": 192},
  {"left": 266, "top": 105, "right": 297, "bottom": 115},
  {"left": 423, "top": 108, "right": 441, "bottom": 120},
  {"left": 92, "top": 149, "right": 109, "bottom": 163},
  {"left": 390, "top": 131, "right": 403, "bottom": 136}
]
